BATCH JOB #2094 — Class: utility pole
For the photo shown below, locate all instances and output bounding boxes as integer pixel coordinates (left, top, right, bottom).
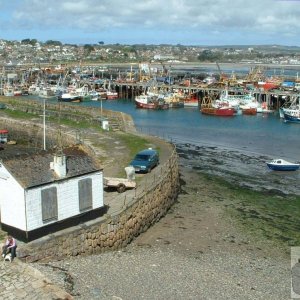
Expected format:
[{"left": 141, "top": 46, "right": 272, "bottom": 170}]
[{"left": 43, "top": 98, "right": 46, "bottom": 150}]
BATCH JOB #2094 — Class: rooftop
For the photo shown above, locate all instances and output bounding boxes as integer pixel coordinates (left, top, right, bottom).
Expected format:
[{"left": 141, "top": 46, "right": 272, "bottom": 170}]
[{"left": 1, "top": 145, "right": 102, "bottom": 188}]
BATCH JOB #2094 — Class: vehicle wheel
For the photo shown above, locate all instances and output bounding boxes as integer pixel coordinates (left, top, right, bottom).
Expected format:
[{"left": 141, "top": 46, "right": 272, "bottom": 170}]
[{"left": 117, "top": 183, "right": 126, "bottom": 193}]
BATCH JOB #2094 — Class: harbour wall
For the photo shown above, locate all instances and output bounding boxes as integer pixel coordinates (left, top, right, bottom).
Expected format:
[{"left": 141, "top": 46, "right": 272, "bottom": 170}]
[{"left": 0, "top": 100, "right": 180, "bottom": 262}]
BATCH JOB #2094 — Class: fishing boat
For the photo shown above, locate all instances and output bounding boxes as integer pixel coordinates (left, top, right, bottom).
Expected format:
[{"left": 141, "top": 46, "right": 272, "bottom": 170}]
[
  {"left": 200, "top": 94, "right": 236, "bottom": 116},
  {"left": 183, "top": 93, "right": 199, "bottom": 107},
  {"left": 218, "top": 89, "right": 241, "bottom": 110},
  {"left": 106, "top": 90, "right": 118, "bottom": 100},
  {"left": 13, "top": 88, "right": 22, "bottom": 96},
  {"left": 281, "top": 95, "right": 300, "bottom": 123},
  {"left": 3, "top": 86, "right": 14, "bottom": 97},
  {"left": 163, "top": 93, "right": 184, "bottom": 108},
  {"left": 266, "top": 159, "right": 300, "bottom": 171},
  {"left": 58, "top": 91, "right": 82, "bottom": 103},
  {"left": 106, "top": 78, "right": 118, "bottom": 99},
  {"left": 38, "top": 86, "right": 55, "bottom": 98},
  {"left": 241, "top": 107, "right": 257, "bottom": 115},
  {"left": 89, "top": 90, "right": 99, "bottom": 101},
  {"left": 135, "top": 94, "right": 169, "bottom": 110},
  {"left": 283, "top": 109, "right": 300, "bottom": 123},
  {"left": 200, "top": 104, "right": 235, "bottom": 116}
]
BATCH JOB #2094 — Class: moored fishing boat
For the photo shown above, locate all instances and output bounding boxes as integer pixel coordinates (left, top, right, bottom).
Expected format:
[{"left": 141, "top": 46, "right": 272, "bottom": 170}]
[
  {"left": 13, "top": 88, "right": 22, "bottom": 96},
  {"left": 183, "top": 93, "right": 199, "bottom": 107},
  {"left": 163, "top": 93, "right": 184, "bottom": 108},
  {"left": 218, "top": 89, "right": 241, "bottom": 110},
  {"left": 200, "top": 93, "right": 236, "bottom": 116},
  {"left": 283, "top": 109, "right": 300, "bottom": 123},
  {"left": 135, "top": 94, "right": 169, "bottom": 110},
  {"left": 38, "top": 86, "right": 55, "bottom": 98},
  {"left": 58, "top": 91, "right": 82, "bottom": 103},
  {"left": 89, "top": 90, "right": 99, "bottom": 101},
  {"left": 200, "top": 104, "right": 235, "bottom": 116},
  {"left": 266, "top": 159, "right": 300, "bottom": 171},
  {"left": 3, "top": 86, "right": 14, "bottom": 97},
  {"left": 281, "top": 95, "right": 300, "bottom": 123},
  {"left": 106, "top": 90, "right": 118, "bottom": 100},
  {"left": 241, "top": 107, "right": 257, "bottom": 115}
]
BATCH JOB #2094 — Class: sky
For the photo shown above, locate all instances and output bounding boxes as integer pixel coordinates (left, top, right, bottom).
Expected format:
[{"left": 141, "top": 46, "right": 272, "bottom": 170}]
[{"left": 0, "top": 0, "right": 300, "bottom": 46}]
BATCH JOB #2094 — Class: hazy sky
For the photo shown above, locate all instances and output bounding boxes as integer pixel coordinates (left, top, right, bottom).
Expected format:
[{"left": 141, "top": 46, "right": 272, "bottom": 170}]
[{"left": 0, "top": 0, "right": 299, "bottom": 46}]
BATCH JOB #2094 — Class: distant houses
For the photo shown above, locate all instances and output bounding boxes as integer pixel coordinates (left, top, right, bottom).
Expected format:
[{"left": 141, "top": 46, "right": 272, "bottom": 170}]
[{"left": 0, "top": 146, "right": 105, "bottom": 242}]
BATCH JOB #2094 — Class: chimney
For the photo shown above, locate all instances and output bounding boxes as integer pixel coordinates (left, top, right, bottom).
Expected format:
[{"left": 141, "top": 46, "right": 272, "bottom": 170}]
[{"left": 50, "top": 154, "right": 67, "bottom": 178}]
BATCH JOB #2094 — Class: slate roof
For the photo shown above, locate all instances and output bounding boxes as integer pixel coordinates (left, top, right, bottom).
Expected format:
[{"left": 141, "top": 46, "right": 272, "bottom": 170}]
[{"left": 2, "top": 146, "right": 102, "bottom": 189}]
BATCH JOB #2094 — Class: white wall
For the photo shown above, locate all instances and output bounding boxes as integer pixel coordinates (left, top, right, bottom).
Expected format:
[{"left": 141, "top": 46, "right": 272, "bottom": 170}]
[
  {"left": 25, "top": 171, "right": 103, "bottom": 231},
  {"left": 0, "top": 164, "right": 26, "bottom": 230}
]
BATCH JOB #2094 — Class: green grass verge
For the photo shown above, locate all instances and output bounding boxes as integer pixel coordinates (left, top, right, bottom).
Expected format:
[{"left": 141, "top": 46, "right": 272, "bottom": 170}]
[
  {"left": 115, "top": 132, "right": 156, "bottom": 159},
  {"left": 2, "top": 109, "right": 36, "bottom": 119}
]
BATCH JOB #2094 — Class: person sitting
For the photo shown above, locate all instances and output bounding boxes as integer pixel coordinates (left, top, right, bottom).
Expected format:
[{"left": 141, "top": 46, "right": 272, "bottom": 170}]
[{"left": 2, "top": 235, "right": 17, "bottom": 262}]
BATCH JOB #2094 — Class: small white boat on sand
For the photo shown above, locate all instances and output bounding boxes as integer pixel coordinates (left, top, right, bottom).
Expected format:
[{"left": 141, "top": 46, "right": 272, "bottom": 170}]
[{"left": 266, "top": 159, "right": 300, "bottom": 171}]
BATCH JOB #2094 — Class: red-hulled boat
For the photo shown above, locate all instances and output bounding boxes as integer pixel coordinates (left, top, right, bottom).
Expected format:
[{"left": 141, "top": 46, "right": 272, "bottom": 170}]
[
  {"left": 106, "top": 90, "right": 118, "bottom": 100},
  {"left": 183, "top": 93, "right": 199, "bottom": 107},
  {"left": 201, "top": 105, "right": 235, "bottom": 116},
  {"left": 242, "top": 107, "right": 257, "bottom": 115},
  {"left": 135, "top": 94, "right": 169, "bottom": 110}
]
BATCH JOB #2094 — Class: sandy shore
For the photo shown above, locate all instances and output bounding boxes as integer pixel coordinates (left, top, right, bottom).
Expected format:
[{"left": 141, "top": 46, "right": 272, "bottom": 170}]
[{"left": 32, "top": 143, "right": 293, "bottom": 299}]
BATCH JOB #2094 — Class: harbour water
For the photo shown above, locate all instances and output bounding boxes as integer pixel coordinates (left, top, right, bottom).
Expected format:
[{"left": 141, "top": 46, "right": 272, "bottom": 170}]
[
  {"left": 34, "top": 96, "right": 300, "bottom": 195},
  {"left": 79, "top": 98, "right": 300, "bottom": 161}
]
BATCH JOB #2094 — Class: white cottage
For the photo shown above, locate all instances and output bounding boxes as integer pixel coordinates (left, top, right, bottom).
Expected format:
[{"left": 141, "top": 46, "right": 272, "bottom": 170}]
[{"left": 0, "top": 146, "right": 105, "bottom": 242}]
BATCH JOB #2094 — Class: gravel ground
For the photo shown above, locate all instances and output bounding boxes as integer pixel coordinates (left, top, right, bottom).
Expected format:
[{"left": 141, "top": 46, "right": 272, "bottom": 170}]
[
  {"left": 34, "top": 244, "right": 289, "bottom": 300},
  {"left": 32, "top": 143, "right": 293, "bottom": 300}
]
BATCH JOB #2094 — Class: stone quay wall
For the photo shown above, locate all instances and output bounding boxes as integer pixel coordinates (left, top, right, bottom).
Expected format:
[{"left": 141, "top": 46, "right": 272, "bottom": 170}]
[{"left": 19, "top": 148, "right": 179, "bottom": 262}]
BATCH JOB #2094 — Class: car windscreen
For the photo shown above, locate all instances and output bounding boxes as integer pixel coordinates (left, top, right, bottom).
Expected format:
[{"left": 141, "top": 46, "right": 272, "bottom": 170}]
[{"left": 135, "top": 154, "right": 151, "bottom": 161}]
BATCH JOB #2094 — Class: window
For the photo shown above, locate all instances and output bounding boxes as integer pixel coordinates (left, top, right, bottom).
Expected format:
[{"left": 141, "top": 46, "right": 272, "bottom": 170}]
[
  {"left": 41, "top": 187, "right": 58, "bottom": 222},
  {"left": 78, "top": 178, "right": 93, "bottom": 212}
]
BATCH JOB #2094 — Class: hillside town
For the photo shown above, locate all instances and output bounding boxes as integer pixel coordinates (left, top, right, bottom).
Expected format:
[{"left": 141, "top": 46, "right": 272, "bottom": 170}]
[{"left": 0, "top": 39, "right": 300, "bottom": 66}]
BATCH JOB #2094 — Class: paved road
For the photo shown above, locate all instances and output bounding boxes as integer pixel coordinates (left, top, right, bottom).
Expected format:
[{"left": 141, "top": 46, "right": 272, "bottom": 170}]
[{"left": 0, "top": 258, "right": 72, "bottom": 299}]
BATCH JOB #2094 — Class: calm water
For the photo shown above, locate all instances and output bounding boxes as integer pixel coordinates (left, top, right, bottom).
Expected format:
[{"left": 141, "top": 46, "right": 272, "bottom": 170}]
[{"left": 76, "top": 99, "right": 300, "bottom": 162}]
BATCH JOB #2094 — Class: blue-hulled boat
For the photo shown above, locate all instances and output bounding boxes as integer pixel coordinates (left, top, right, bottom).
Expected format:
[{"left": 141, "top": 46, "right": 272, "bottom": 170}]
[
  {"left": 282, "top": 95, "right": 300, "bottom": 123},
  {"left": 283, "top": 110, "right": 300, "bottom": 123},
  {"left": 266, "top": 159, "right": 300, "bottom": 171}
]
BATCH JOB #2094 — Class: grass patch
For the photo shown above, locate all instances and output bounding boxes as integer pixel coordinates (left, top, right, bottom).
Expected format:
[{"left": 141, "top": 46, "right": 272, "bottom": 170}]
[
  {"left": 200, "top": 173, "right": 300, "bottom": 249},
  {"left": 55, "top": 117, "right": 101, "bottom": 131},
  {"left": 2, "top": 109, "right": 37, "bottom": 120},
  {"left": 115, "top": 132, "right": 155, "bottom": 158}
]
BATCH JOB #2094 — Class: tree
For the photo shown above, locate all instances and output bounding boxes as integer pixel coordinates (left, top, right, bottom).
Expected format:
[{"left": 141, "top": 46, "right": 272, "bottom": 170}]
[
  {"left": 83, "top": 44, "right": 95, "bottom": 55},
  {"left": 98, "top": 41, "right": 104, "bottom": 45},
  {"left": 45, "top": 40, "right": 62, "bottom": 46},
  {"left": 197, "top": 50, "right": 223, "bottom": 62},
  {"left": 21, "top": 39, "right": 31, "bottom": 44},
  {"left": 30, "top": 39, "right": 38, "bottom": 46}
]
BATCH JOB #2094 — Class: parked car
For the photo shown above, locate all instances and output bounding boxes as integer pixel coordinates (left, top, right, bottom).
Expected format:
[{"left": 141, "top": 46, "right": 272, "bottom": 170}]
[{"left": 130, "top": 148, "right": 159, "bottom": 173}]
